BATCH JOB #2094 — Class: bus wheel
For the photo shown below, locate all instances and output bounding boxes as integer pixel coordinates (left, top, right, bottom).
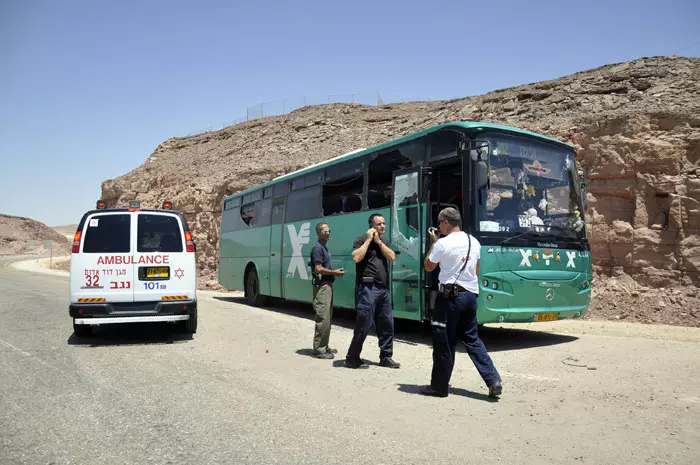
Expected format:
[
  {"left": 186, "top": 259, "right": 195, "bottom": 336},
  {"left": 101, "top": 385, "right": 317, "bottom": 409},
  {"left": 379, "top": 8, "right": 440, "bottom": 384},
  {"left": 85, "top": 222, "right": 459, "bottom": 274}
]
[{"left": 245, "top": 267, "right": 268, "bottom": 307}]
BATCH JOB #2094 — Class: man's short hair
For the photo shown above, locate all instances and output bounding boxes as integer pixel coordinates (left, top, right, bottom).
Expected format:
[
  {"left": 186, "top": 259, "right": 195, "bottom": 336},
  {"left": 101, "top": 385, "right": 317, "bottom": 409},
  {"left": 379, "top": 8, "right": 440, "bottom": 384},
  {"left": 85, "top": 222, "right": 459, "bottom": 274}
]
[
  {"left": 438, "top": 207, "right": 461, "bottom": 227},
  {"left": 368, "top": 213, "right": 384, "bottom": 227},
  {"left": 316, "top": 222, "right": 328, "bottom": 233}
]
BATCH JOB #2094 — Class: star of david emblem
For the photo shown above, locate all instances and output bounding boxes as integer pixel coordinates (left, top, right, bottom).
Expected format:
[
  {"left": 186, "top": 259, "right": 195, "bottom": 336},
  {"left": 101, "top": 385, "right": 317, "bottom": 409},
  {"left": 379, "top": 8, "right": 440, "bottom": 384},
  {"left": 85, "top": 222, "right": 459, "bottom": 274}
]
[{"left": 175, "top": 268, "right": 184, "bottom": 279}]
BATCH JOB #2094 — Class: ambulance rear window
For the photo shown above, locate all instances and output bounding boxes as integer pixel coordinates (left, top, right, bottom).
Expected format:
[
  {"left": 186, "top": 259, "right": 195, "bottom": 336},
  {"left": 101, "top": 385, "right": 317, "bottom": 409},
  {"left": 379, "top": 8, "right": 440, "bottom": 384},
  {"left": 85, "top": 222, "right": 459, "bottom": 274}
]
[
  {"left": 82, "top": 214, "right": 131, "bottom": 253},
  {"left": 137, "top": 214, "right": 183, "bottom": 253}
]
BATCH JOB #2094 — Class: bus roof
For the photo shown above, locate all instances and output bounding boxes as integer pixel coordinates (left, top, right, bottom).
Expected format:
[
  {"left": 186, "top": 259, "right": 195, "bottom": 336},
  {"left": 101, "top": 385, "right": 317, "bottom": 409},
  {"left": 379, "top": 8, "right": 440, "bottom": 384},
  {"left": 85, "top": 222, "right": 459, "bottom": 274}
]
[{"left": 224, "top": 121, "right": 573, "bottom": 201}]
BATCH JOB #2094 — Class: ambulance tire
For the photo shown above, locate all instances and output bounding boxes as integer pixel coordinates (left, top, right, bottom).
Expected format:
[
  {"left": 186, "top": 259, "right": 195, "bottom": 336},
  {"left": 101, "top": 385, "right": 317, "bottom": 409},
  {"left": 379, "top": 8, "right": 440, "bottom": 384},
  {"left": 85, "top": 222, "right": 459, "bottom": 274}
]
[
  {"left": 182, "top": 308, "right": 197, "bottom": 334},
  {"left": 245, "top": 266, "right": 268, "bottom": 307},
  {"left": 73, "top": 320, "right": 92, "bottom": 338}
]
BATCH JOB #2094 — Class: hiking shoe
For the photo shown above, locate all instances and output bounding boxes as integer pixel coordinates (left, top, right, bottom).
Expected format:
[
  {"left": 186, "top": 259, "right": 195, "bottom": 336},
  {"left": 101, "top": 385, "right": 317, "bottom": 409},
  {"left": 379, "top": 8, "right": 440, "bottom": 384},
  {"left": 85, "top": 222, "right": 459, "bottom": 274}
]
[
  {"left": 488, "top": 381, "right": 503, "bottom": 399},
  {"left": 420, "top": 385, "right": 448, "bottom": 398},
  {"left": 345, "top": 358, "right": 369, "bottom": 369},
  {"left": 379, "top": 357, "right": 401, "bottom": 369},
  {"left": 314, "top": 352, "right": 334, "bottom": 359},
  {"left": 325, "top": 347, "right": 338, "bottom": 354}
]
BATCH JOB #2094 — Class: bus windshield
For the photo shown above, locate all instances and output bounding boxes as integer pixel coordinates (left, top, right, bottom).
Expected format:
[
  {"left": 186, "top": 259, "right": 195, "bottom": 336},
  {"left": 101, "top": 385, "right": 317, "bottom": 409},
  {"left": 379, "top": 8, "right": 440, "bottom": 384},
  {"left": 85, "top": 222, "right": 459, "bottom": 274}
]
[{"left": 479, "top": 134, "right": 585, "bottom": 239}]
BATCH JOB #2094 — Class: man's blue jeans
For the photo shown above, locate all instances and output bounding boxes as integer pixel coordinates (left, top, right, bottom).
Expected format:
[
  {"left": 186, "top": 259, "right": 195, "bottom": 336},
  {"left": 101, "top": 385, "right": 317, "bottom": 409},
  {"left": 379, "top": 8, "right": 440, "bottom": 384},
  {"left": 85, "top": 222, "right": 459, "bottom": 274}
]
[
  {"left": 430, "top": 290, "right": 501, "bottom": 394},
  {"left": 346, "top": 284, "right": 394, "bottom": 362}
]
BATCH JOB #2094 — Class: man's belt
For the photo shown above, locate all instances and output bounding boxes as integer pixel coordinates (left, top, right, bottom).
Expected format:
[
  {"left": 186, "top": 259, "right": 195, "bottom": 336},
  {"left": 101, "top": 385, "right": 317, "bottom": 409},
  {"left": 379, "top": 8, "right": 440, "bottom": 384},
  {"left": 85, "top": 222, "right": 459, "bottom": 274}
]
[
  {"left": 360, "top": 276, "right": 386, "bottom": 287},
  {"left": 438, "top": 283, "right": 470, "bottom": 294}
]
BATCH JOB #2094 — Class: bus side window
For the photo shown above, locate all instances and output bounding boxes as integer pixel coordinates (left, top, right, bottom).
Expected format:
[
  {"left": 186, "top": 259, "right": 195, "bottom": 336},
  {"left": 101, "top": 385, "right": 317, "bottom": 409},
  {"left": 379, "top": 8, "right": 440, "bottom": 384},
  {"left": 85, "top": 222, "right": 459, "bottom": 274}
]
[
  {"left": 287, "top": 186, "right": 322, "bottom": 222},
  {"left": 323, "top": 159, "right": 365, "bottom": 216},
  {"left": 256, "top": 198, "right": 272, "bottom": 227},
  {"left": 428, "top": 131, "right": 460, "bottom": 160},
  {"left": 241, "top": 203, "right": 256, "bottom": 227},
  {"left": 271, "top": 199, "right": 286, "bottom": 224},
  {"left": 367, "top": 149, "right": 411, "bottom": 209}
]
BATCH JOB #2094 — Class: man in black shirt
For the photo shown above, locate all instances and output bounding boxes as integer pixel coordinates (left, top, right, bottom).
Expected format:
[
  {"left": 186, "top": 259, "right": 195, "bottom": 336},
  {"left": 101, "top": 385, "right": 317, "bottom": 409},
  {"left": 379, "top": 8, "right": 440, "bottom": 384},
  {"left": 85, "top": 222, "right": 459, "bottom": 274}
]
[
  {"left": 345, "top": 214, "right": 401, "bottom": 369},
  {"left": 310, "top": 222, "right": 344, "bottom": 359}
]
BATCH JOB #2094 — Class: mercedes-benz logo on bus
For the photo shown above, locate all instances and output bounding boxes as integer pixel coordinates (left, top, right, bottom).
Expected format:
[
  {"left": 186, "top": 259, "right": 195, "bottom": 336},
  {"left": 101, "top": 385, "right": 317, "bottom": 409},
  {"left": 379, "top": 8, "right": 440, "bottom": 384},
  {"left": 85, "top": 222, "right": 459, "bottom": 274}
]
[{"left": 545, "top": 288, "right": 555, "bottom": 301}]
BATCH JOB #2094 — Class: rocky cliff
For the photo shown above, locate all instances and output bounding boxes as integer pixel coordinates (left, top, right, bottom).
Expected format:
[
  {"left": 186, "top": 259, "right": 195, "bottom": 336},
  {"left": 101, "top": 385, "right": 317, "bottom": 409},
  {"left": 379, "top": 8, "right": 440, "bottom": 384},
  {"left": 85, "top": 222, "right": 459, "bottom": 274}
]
[{"left": 101, "top": 56, "right": 700, "bottom": 326}]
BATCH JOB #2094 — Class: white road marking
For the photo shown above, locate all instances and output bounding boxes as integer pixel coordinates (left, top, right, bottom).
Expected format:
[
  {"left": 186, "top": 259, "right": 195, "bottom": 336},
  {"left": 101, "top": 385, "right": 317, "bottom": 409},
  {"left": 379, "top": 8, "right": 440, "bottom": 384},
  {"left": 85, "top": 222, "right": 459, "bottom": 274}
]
[{"left": 0, "top": 338, "right": 62, "bottom": 372}]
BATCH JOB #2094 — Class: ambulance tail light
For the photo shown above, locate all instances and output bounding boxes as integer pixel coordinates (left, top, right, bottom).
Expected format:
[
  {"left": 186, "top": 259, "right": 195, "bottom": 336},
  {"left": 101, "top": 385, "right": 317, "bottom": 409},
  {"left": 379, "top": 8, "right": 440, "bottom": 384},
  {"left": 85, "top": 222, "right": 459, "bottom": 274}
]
[
  {"left": 72, "top": 231, "right": 82, "bottom": 253},
  {"left": 161, "top": 201, "right": 173, "bottom": 210},
  {"left": 184, "top": 231, "right": 195, "bottom": 253}
]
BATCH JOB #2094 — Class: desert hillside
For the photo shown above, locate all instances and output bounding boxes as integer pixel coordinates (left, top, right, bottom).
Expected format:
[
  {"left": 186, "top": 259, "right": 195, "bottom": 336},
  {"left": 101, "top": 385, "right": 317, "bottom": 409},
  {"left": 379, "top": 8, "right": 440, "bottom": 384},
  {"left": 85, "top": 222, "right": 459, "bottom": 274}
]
[
  {"left": 0, "top": 214, "right": 71, "bottom": 256},
  {"left": 100, "top": 55, "right": 700, "bottom": 326},
  {"left": 52, "top": 224, "right": 79, "bottom": 241}
]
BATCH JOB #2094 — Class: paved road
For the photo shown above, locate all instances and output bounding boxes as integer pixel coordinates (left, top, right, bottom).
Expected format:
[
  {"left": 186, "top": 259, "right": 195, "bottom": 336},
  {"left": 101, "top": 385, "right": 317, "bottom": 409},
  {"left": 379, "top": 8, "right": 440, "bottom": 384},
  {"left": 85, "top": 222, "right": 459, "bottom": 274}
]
[{"left": 1, "top": 257, "right": 699, "bottom": 465}]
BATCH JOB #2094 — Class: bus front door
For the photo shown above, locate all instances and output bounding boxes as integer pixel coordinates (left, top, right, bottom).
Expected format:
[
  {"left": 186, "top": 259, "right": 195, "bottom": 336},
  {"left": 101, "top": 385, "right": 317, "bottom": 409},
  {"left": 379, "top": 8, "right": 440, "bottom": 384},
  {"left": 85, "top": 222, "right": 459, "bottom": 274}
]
[{"left": 390, "top": 167, "right": 424, "bottom": 321}]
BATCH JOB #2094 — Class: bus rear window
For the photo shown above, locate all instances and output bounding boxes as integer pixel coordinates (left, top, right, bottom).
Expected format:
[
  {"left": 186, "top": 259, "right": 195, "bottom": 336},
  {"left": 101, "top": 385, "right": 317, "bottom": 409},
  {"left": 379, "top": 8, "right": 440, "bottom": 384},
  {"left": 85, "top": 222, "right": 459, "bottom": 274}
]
[
  {"left": 82, "top": 214, "right": 131, "bottom": 253},
  {"left": 137, "top": 214, "right": 183, "bottom": 253}
]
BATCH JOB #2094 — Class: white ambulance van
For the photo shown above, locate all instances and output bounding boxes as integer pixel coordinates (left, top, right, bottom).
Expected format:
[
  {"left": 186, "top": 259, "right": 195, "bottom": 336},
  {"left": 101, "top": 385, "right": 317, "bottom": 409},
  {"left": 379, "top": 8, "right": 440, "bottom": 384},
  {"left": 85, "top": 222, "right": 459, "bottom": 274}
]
[{"left": 69, "top": 200, "right": 197, "bottom": 337}]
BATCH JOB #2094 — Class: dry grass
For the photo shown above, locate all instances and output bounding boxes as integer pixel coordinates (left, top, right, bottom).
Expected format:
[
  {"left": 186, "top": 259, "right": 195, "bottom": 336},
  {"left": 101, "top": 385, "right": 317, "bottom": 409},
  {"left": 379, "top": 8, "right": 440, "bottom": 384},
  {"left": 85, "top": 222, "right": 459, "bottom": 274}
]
[{"left": 49, "top": 257, "right": 71, "bottom": 272}]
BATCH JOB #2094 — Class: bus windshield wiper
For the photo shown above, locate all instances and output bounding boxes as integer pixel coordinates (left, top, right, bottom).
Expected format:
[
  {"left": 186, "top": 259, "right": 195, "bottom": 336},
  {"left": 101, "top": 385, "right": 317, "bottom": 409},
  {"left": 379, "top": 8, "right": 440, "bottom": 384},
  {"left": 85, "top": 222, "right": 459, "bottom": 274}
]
[
  {"left": 500, "top": 229, "right": 546, "bottom": 246},
  {"left": 500, "top": 223, "right": 580, "bottom": 247}
]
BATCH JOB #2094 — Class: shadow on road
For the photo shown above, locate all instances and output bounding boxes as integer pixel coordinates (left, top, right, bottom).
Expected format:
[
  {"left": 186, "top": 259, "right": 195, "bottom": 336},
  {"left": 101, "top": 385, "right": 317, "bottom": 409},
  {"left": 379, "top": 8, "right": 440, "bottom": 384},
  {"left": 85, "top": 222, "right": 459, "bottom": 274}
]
[
  {"left": 213, "top": 296, "right": 579, "bottom": 353},
  {"left": 396, "top": 383, "right": 497, "bottom": 402},
  {"left": 214, "top": 296, "right": 359, "bottom": 330},
  {"left": 294, "top": 348, "right": 355, "bottom": 363},
  {"left": 66, "top": 323, "right": 194, "bottom": 347}
]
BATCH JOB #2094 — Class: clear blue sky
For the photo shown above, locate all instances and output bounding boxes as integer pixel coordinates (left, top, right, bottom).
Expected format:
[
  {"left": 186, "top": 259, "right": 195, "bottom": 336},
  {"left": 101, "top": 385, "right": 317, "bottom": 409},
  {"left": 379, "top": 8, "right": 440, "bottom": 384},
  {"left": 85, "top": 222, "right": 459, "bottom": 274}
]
[{"left": 1, "top": 0, "right": 698, "bottom": 226}]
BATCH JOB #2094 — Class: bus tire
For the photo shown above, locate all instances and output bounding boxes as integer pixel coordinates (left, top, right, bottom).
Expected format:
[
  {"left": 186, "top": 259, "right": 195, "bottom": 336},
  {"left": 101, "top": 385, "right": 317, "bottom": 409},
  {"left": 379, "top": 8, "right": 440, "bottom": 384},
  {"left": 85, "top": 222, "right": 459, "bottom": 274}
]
[
  {"left": 73, "top": 320, "right": 92, "bottom": 338},
  {"left": 245, "top": 267, "right": 268, "bottom": 307}
]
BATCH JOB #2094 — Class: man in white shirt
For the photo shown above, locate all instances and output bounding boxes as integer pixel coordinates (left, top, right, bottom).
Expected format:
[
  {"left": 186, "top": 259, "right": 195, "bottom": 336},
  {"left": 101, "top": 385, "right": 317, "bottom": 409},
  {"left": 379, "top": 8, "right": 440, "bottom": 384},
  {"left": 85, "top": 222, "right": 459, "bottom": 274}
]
[{"left": 421, "top": 207, "right": 502, "bottom": 399}]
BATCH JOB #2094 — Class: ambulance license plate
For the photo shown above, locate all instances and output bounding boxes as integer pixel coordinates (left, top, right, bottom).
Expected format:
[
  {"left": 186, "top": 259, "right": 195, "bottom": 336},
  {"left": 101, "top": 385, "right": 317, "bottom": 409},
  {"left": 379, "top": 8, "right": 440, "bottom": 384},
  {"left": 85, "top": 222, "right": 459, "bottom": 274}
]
[
  {"left": 534, "top": 312, "right": 559, "bottom": 322},
  {"left": 146, "top": 267, "right": 169, "bottom": 279}
]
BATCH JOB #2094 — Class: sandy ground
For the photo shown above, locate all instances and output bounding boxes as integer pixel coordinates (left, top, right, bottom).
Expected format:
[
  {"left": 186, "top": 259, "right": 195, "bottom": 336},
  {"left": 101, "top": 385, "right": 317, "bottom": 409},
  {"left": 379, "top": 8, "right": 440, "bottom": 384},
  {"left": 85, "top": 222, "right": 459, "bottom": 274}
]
[{"left": 1, "top": 255, "right": 699, "bottom": 465}]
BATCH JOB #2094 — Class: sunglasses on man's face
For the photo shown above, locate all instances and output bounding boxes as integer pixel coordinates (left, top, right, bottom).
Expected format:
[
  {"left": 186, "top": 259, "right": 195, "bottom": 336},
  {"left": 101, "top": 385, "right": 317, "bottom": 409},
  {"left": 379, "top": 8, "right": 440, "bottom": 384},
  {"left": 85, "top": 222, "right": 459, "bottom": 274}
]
[{"left": 321, "top": 229, "right": 331, "bottom": 234}]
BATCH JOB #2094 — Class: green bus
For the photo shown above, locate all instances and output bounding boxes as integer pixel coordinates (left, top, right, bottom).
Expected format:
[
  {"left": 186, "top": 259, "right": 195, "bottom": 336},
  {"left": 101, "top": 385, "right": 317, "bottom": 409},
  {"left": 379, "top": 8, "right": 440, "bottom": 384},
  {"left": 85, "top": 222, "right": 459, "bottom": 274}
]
[{"left": 218, "top": 122, "right": 591, "bottom": 324}]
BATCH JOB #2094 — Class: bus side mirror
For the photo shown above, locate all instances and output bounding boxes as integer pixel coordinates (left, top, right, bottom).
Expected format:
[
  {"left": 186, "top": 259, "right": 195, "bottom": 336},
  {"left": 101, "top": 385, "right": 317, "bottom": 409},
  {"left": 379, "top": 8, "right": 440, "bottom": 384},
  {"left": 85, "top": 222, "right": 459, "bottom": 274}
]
[
  {"left": 460, "top": 140, "right": 489, "bottom": 162},
  {"left": 476, "top": 161, "right": 489, "bottom": 190}
]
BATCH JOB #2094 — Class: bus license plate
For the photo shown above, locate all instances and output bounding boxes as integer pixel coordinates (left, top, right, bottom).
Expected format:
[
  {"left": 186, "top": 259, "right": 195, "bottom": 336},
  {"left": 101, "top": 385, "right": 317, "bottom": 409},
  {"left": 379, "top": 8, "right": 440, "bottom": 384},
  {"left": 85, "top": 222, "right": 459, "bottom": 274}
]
[
  {"left": 146, "top": 267, "right": 169, "bottom": 279},
  {"left": 535, "top": 312, "right": 559, "bottom": 322}
]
